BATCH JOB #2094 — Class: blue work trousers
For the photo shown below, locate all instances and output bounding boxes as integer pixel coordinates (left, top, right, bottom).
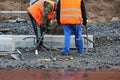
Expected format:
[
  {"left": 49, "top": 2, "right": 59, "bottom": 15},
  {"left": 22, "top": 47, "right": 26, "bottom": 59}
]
[{"left": 62, "top": 24, "right": 84, "bottom": 53}]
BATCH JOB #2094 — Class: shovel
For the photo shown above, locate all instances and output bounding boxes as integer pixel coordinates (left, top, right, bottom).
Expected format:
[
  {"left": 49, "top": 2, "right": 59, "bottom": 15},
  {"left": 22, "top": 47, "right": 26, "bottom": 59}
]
[
  {"left": 85, "top": 25, "right": 89, "bottom": 53},
  {"left": 10, "top": 49, "right": 24, "bottom": 60}
]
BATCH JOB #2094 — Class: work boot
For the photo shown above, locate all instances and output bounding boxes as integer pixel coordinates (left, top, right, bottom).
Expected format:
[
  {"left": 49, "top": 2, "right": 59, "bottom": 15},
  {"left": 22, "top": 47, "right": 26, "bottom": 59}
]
[
  {"left": 60, "top": 49, "right": 69, "bottom": 55},
  {"left": 77, "top": 51, "right": 84, "bottom": 54},
  {"left": 77, "top": 50, "right": 84, "bottom": 54}
]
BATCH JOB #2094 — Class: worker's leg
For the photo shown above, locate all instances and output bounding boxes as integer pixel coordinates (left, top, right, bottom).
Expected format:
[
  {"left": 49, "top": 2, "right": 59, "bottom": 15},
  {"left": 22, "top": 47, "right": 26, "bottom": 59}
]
[
  {"left": 73, "top": 24, "right": 84, "bottom": 53},
  {"left": 29, "top": 13, "right": 39, "bottom": 39},
  {"left": 62, "top": 24, "right": 72, "bottom": 54}
]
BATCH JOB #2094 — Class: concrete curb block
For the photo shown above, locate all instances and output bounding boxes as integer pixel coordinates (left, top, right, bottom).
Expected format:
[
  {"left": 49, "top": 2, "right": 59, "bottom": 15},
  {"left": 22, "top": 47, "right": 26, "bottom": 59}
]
[
  {"left": 0, "top": 35, "right": 93, "bottom": 51},
  {"left": 0, "top": 37, "right": 15, "bottom": 51}
]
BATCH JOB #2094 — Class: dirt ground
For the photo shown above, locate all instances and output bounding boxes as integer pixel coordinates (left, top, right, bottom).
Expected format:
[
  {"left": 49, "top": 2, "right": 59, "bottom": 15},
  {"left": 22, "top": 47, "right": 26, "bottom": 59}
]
[
  {"left": 0, "top": 21, "right": 120, "bottom": 70},
  {"left": 0, "top": 0, "right": 120, "bottom": 70},
  {"left": 0, "top": 0, "right": 120, "bottom": 22}
]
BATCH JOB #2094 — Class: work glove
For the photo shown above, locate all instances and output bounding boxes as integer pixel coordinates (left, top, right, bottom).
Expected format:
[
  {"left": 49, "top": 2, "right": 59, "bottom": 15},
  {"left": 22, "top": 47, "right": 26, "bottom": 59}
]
[{"left": 83, "top": 19, "right": 87, "bottom": 27}]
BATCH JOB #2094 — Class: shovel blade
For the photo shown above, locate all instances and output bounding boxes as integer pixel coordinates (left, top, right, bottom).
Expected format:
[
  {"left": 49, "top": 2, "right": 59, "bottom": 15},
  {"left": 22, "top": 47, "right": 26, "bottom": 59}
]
[{"left": 10, "top": 54, "right": 23, "bottom": 60}]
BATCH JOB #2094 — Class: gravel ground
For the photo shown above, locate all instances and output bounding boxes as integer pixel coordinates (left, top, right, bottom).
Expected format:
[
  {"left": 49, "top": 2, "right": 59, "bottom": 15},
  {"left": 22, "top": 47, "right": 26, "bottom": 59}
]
[{"left": 0, "top": 20, "right": 120, "bottom": 70}]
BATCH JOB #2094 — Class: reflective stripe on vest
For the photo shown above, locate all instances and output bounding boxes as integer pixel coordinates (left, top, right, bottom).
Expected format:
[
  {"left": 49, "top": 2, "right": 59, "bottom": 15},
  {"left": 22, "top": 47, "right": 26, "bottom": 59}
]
[
  {"left": 61, "top": 8, "right": 81, "bottom": 12},
  {"left": 61, "top": 8, "right": 81, "bottom": 18},
  {"left": 60, "top": 0, "right": 82, "bottom": 24}
]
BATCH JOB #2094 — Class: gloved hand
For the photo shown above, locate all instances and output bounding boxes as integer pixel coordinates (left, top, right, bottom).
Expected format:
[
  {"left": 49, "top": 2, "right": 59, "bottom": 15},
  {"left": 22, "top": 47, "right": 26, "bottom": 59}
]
[{"left": 83, "top": 19, "right": 87, "bottom": 26}]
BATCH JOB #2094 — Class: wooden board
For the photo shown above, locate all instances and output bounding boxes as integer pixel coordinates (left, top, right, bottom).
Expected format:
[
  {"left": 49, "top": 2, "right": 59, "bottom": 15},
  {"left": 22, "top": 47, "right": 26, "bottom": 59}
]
[
  {"left": 0, "top": 51, "right": 12, "bottom": 55},
  {"left": 0, "top": 28, "right": 11, "bottom": 32}
]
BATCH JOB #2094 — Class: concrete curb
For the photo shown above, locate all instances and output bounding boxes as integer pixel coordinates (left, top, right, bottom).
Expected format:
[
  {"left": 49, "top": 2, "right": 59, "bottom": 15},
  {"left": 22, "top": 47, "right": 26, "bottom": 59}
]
[{"left": 0, "top": 35, "right": 93, "bottom": 51}]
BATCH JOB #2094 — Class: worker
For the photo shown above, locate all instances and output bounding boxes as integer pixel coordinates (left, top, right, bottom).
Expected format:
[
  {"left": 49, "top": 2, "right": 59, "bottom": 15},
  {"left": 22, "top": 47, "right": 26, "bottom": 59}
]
[
  {"left": 27, "top": 0, "right": 55, "bottom": 50},
  {"left": 56, "top": 0, "right": 87, "bottom": 55}
]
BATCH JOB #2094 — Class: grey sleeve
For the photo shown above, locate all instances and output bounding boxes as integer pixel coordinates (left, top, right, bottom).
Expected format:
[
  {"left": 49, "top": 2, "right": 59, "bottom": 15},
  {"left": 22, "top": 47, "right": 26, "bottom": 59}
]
[{"left": 42, "top": 1, "right": 53, "bottom": 25}]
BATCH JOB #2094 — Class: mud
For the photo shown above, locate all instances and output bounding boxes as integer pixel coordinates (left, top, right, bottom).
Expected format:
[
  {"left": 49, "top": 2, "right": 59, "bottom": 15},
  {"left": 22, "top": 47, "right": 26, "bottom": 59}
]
[
  {"left": 0, "top": 21, "right": 120, "bottom": 70},
  {"left": 0, "top": 68, "right": 120, "bottom": 80},
  {"left": 0, "top": 0, "right": 120, "bottom": 22}
]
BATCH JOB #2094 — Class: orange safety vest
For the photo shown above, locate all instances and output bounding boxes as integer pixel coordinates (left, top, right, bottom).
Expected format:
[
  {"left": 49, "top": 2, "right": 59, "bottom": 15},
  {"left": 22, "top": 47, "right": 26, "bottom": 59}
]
[
  {"left": 27, "top": 0, "right": 55, "bottom": 25},
  {"left": 60, "top": 0, "right": 82, "bottom": 24}
]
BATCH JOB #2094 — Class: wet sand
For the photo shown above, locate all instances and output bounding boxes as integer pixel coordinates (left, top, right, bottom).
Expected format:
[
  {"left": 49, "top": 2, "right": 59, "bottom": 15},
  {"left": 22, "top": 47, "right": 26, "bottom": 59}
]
[{"left": 0, "top": 68, "right": 120, "bottom": 80}]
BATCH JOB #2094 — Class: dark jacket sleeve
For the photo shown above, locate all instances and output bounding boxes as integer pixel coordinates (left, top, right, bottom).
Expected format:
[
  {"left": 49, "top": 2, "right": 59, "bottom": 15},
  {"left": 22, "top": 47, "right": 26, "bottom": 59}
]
[
  {"left": 81, "top": 0, "right": 87, "bottom": 21},
  {"left": 56, "top": 0, "right": 61, "bottom": 24}
]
